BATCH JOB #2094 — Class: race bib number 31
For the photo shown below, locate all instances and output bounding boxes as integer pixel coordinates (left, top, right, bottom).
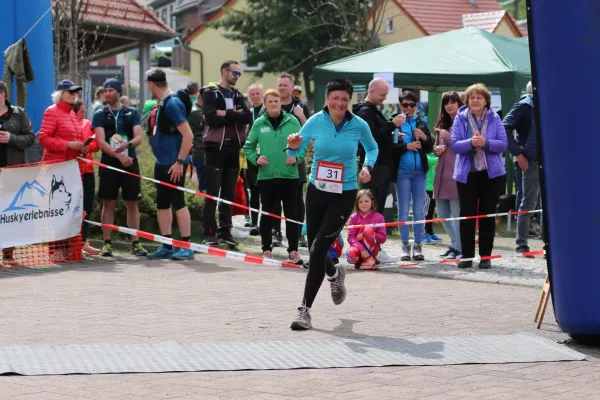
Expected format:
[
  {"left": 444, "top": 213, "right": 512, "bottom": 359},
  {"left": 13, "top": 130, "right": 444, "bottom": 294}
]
[{"left": 315, "top": 161, "right": 344, "bottom": 194}]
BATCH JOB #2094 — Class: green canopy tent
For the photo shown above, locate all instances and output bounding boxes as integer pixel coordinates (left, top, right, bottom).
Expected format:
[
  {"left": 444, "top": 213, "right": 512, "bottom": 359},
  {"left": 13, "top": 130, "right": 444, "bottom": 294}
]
[{"left": 313, "top": 26, "right": 531, "bottom": 192}]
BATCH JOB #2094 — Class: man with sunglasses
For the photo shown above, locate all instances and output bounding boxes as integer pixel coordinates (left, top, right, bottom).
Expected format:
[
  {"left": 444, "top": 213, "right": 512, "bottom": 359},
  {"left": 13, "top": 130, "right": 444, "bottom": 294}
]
[{"left": 202, "top": 60, "right": 252, "bottom": 246}]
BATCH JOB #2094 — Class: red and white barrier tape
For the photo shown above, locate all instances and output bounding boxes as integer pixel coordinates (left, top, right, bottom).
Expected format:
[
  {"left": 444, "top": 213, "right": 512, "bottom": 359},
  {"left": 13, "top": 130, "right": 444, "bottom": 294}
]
[
  {"left": 80, "top": 157, "right": 542, "bottom": 229},
  {"left": 345, "top": 210, "right": 543, "bottom": 229},
  {"left": 78, "top": 158, "right": 304, "bottom": 225},
  {"left": 364, "top": 250, "right": 545, "bottom": 270},
  {"left": 84, "top": 220, "right": 304, "bottom": 269}
]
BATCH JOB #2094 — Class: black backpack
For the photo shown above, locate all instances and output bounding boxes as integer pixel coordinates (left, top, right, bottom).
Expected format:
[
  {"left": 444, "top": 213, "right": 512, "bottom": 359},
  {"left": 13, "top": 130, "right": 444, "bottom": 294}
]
[{"left": 155, "top": 88, "right": 193, "bottom": 135}]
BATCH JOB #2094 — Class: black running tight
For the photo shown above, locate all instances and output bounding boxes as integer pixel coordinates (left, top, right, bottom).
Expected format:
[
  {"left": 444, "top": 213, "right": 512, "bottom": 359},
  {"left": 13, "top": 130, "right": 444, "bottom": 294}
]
[{"left": 302, "top": 184, "right": 356, "bottom": 308}]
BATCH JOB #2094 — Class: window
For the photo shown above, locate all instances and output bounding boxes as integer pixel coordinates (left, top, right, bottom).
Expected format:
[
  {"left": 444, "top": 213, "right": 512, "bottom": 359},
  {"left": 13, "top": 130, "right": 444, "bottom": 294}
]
[
  {"left": 384, "top": 17, "right": 394, "bottom": 34},
  {"left": 161, "top": 8, "right": 167, "bottom": 24},
  {"left": 241, "top": 44, "right": 264, "bottom": 72},
  {"left": 169, "top": 5, "right": 175, "bottom": 28}
]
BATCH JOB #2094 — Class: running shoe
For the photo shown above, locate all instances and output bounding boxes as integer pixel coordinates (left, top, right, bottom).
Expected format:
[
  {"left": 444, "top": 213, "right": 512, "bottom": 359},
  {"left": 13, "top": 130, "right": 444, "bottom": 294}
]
[
  {"left": 172, "top": 248, "right": 195, "bottom": 260},
  {"left": 412, "top": 244, "right": 424, "bottom": 261},
  {"left": 479, "top": 259, "right": 492, "bottom": 269},
  {"left": 430, "top": 233, "right": 443, "bottom": 242},
  {"left": 328, "top": 265, "right": 347, "bottom": 305},
  {"left": 422, "top": 234, "right": 434, "bottom": 244},
  {"left": 290, "top": 306, "right": 312, "bottom": 330},
  {"left": 249, "top": 226, "right": 260, "bottom": 236},
  {"left": 101, "top": 243, "right": 113, "bottom": 257},
  {"left": 272, "top": 232, "right": 283, "bottom": 247},
  {"left": 299, "top": 235, "right": 308, "bottom": 248},
  {"left": 516, "top": 246, "right": 535, "bottom": 259},
  {"left": 131, "top": 243, "right": 148, "bottom": 256},
  {"left": 263, "top": 250, "right": 272, "bottom": 258},
  {"left": 361, "top": 257, "right": 376, "bottom": 268},
  {"left": 439, "top": 248, "right": 453, "bottom": 258},
  {"left": 147, "top": 245, "right": 175, "bottom": 260},
  {"left": 218, "top": 230, "right": 238, "bottom": 246},
  {"left": 401, "top": 243, "right": 411, "bottom": 261},
  {"left": 458, "top": 260, "right": 473, "bottom": 269},
  {"left": 288, "top": 251, "right": 304, "bottom": 265},
  {"left": 204, "top": 235, "right": 218, "bottom": 246},
  {"left": 445, "top": 249, "right": 462, "bottom": 260}
]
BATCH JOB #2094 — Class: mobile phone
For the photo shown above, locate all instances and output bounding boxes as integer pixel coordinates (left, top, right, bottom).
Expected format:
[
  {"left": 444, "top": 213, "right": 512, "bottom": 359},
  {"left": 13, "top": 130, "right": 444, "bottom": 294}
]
[{"left": 83, "top": 134, "right": 96, "bottom": 146}]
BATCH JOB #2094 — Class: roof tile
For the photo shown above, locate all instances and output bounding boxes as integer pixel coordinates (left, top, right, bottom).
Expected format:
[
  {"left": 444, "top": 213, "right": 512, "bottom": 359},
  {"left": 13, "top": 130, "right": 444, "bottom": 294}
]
[
  {"left": 395, "top": 0, "right": 505, "bottom": 35},
  {"left": 83, "top": 0, "right": 175, "bottom": 34}
]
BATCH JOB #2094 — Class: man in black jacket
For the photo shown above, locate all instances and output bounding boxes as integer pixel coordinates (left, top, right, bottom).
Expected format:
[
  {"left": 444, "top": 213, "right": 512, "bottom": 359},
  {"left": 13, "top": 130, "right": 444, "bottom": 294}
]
[
  {"left": 202, "top": 60, "right": 252, "bottom": 246},
  {"left": 354, "top": 78, "right": 406, "bottom": 213}
]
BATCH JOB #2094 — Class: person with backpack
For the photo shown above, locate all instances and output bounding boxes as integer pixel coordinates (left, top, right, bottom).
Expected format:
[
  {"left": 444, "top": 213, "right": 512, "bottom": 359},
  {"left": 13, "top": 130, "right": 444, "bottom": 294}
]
[
  {"left": 202, "top": 60, "right": 252, "bottom": 246},
  {"left": 92, "top": 78, "right": 148, "bottom": 257},
  {"left": 143, "top": 68, "right": 195, "bottom": 261},
  {"left": 186, "top": 81, "right": 206, "bottom": 192}
]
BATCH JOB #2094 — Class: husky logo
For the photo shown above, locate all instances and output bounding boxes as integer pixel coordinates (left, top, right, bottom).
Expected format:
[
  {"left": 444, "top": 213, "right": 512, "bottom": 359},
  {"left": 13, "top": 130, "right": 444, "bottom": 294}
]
[{"left": 49, "top": 175, "right": 72, "bottom": 211}]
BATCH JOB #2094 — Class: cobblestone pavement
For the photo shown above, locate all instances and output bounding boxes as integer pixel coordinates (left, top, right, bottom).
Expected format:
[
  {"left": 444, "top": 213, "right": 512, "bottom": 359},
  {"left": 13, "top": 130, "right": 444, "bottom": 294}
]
[{"left": 1, "top": 232, "right": 598, "bottom": 400}]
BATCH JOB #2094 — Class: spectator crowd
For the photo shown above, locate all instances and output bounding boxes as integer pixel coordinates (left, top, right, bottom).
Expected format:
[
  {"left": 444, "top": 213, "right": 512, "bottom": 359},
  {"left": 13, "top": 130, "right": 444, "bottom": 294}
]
[{"left": 0, "top": 59, "right": 540, "bottom": 273}]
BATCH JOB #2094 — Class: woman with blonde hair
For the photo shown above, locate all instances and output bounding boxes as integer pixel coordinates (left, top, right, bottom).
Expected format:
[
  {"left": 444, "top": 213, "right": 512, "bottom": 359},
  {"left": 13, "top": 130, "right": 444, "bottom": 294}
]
[{"left": 451, "top": 83, "right": 507, "bottom": 269}]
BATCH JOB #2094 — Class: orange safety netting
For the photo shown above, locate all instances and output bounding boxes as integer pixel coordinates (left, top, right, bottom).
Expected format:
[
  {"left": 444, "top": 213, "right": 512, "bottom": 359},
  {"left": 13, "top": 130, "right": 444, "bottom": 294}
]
[{"left": 1, "top": 160, "right": 84, "bottom": 268}]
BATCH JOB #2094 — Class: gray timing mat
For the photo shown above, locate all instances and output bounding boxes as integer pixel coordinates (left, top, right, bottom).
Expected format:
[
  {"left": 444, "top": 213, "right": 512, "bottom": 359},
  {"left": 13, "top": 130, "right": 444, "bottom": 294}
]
[{"left": 0, "top": 332, "right": 584, "bottom": 376}]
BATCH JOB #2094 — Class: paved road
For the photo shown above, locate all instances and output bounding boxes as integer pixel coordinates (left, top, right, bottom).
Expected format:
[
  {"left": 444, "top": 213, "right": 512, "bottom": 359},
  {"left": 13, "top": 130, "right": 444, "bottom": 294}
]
[
  {"left": 1, "top": 241, "right": 598, "bottom": 399},
  {"left": 129, "top": 59, "right": 192, "bottom": 93}
]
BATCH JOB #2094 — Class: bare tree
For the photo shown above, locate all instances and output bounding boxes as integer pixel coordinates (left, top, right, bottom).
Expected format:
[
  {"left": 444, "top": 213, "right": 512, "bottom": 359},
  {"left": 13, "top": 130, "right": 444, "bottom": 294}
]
[{"left": 52, "top": 0, "right": 109, "bottom": 83}]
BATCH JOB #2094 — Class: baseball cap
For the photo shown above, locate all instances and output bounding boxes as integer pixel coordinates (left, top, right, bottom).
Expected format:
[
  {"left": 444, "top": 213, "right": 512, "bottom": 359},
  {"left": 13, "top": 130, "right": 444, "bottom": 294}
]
[
  {"left": 293, "top": 86, "right": 302, "bottom": 92},
  {"left": 56, "top": 79, "right": 82, "bottom": 91}
]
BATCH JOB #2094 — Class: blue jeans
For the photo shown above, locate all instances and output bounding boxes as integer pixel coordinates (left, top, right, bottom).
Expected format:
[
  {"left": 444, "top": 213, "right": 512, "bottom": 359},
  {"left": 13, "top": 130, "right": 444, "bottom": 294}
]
[
  {"left": 396, "top": 170, "right": 426, "bottom": 244},
  {"left": 517, "top": 160, "right": 541, "bottom": 249},
  {"left": 193, "top": 156, "right": 206, "bottom": 192},
  {"left": 436, "top": 199, "right": 461, "bottom": 252}
]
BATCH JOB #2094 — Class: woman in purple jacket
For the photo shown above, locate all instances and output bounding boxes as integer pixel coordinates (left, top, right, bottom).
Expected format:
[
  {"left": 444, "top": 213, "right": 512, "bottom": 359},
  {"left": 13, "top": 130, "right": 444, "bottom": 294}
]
[
  {"left": 451, "top": 84, "right": 507, "bottom": 269},
  {"left": 433, "top": 91, "right": 463, "bottom": 260}
]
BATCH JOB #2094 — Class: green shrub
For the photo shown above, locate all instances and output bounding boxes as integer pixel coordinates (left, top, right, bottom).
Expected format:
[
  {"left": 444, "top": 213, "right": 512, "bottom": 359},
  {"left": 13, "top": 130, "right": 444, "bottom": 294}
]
[{"left": 88, "top": 140, "right": 205, "bottom": 241}]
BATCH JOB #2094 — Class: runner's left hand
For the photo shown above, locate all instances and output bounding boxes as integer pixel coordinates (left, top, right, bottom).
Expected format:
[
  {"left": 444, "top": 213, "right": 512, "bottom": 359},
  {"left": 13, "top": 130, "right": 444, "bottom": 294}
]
[
  {"left": 358, "top": 167, "right": 371, "bottom": 183},
  {"left": 285, "top": 157, "right": 297, "bottom": 165}
]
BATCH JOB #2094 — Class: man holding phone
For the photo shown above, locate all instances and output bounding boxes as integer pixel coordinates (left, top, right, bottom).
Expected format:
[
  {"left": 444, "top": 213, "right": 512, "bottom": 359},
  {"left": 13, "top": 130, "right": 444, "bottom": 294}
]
[{"left": 92, "top": 78, "right": 147, "bottom": 257}]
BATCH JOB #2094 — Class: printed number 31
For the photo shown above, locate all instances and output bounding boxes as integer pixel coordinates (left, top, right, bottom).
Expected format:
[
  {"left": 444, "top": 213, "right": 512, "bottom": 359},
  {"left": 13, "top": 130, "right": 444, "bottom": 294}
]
[{"left": 327, "top": 170, "right": 339, "bottom": 179}]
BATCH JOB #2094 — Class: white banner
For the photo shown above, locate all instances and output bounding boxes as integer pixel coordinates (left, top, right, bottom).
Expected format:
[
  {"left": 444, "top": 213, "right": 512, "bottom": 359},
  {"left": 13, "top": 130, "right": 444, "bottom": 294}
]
[{"left": 0, "top": 160, "right": 83, "bottom": 248}]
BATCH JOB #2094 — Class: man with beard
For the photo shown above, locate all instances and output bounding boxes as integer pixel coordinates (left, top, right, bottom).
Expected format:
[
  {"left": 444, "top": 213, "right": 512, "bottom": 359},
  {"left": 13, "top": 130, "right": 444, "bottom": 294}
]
[
  {"left": 92, "top": 78, "right": 147, "bottom": 257},
  {"left": 202, "top": 60, "right": 252, "bottom": 245}
]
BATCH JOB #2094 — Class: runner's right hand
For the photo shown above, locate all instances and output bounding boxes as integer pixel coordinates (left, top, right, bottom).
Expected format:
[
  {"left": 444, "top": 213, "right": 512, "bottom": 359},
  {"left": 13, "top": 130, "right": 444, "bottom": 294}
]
[
  {"left": 257, "top": 156, "right": 269, "bottom": 166},
  {"left": 287, "top": 134, "right": 303, "bottom": 149}
]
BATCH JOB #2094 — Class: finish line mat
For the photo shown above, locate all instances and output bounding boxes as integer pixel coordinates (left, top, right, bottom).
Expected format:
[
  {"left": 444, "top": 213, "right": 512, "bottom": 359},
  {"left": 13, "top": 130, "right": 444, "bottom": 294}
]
[{"left": 0, "top": 332, "right": 584, "bottom": 376}]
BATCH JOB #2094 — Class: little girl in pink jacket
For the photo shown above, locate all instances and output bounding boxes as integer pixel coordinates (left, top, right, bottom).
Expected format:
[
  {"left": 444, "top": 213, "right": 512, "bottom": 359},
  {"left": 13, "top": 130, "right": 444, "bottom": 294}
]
[{"left": 346, "top": 189, "right": 387, "bottom": 268}]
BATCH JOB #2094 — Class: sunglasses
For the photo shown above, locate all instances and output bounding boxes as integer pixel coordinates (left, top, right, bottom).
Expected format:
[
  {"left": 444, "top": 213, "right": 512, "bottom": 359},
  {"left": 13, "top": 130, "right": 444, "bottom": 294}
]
[
  {"left": 68, "top": 90, "right": 79, "bottom": 95},
  {"left": 401, "top": 102, "right": 416, "bottom": 108},
  {"left": 227, "top": 69, "right": 242, "bottom": 78}
]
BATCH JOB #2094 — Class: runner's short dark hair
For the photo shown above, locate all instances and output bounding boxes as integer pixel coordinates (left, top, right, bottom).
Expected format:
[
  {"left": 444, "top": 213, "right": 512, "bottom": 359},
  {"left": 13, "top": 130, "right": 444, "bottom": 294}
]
[
  {"left": 220, "top": 60, "right": 239, "bottom": 74},
  {"left": 146, "top": 68, "right": 168, "bottom": 88},
  {"left": 325, "top": 78, "right": 354, "bottom": 97}
]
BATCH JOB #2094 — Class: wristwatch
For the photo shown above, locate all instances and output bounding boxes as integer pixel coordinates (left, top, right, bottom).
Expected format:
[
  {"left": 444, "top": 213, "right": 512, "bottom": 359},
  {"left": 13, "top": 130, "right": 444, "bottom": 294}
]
[{"left": 176, "top": 158, "right": 185, "bottom": 165}]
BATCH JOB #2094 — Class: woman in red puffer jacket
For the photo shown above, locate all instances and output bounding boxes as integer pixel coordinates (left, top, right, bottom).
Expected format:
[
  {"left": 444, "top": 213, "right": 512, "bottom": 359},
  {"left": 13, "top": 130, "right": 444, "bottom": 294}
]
[
  {"left": 39, "top": 80, "right": 88, "bottom": 164},
  {"left": 38, "top": 80, "right": 89, "bottom": 260}
]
